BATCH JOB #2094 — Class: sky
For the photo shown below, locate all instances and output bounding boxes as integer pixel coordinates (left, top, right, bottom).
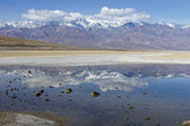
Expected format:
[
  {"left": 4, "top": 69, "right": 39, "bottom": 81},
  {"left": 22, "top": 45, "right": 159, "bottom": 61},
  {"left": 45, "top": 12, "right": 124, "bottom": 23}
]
[{"left": 0, "top": 0, "right": 190, "bottom": 24}]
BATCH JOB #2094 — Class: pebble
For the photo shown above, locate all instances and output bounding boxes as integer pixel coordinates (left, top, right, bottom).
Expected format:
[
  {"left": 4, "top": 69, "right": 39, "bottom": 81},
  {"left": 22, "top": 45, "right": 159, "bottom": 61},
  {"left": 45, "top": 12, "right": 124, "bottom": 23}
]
[
  {"left": 183, "top": 121, "right": 190, "bottom": 126},
  {"left": 35, "top": 90, "right": 44, "bottom": 97},
  {"left": 91, "top": 92, "right": 100, "bottom": 97},
  {"left": 66, "top": 88, "right": 72, "bottom": 94}
]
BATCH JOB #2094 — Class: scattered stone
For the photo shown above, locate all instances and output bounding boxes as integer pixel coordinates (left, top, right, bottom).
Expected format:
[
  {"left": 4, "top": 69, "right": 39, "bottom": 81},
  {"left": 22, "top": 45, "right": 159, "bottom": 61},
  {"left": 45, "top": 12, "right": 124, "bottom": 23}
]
[
  {"left": 49, "top": 86, "right": 54, "bottom": 88},
  {"left": 124, "top": 116, "right": 129, "bottom": 121},
  {"left": 66, "top": 88, "right": 72, "bottom": 94},
  {"left": 115, "top": 87, "right": 119, "bottom": 90},
  {"left": 5, "top": 90, "right": 8, "bottom": 96},
  {"left": 91, "top": 92, "right": 100, "bottom": 97},
  {"left": 143, "top": 92, "right": 148, "bottom": 95},
  {"left": 45, "top": 99, "right": 50, "bottom": 102},
  {"left": 176, "top": 121, "right": 180, "bottom": 125},
  {"left": 11, "top": 95, "right": 17, "bottom": 99},
  {"left": 28, "top": 70, "right": 32, "bottom": 74},
  {"left": 118, "top": 96, "right": 121, "bottom": 98},
  {"left": 183, "top": 121, "right": 190, "bottom": 126},
  {"left": 144, "top": 116, "right": 151, "bottom": 121},
  {"left": 35, "top": 90, "right": 44, "bottom": 97},
  {"left": 128, "top": 106, "right": 133, "bottom": 110}
]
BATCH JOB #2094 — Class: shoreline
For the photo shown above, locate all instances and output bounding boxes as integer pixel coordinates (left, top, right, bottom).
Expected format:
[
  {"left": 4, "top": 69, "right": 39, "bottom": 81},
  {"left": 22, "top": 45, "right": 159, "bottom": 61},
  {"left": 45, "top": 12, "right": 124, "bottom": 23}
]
[{"left": 1, "top": 50, "right": 190, "bottom": 66}]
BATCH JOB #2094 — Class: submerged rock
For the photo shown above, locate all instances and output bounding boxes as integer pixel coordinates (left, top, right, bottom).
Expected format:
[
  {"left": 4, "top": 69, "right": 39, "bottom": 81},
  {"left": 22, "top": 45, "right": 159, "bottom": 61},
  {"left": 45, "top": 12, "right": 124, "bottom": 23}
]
[
  {"left": 35, "top": 90, "right": 44, "bottom": 97},
  {"left": 66, "top": 88, "right": 72, "bottom": 94},
  {"left": 45, "top": 99, "right": 50, "bottom": 102},
  {"left": 128, "top": 106, "right": 133, "bottom": 110},
  {"left": 183, "top": 121, "right": 190, "bottom": 126},
  {"left": 143, "top": 92, "right": 148, "bottom": 95},
  {"left": 28, "top": 70, "right": 32, "bottom": 75},
  {"left": 144, "top": 116, "right": 151, "bottom": 121},
  {"left": 4, "top": 90, "right": 8, "bottom": 96},
  {"left": 49, "top": 86, "right": 55, "bottom": 88},
  {"left": 91, "top": 92, "right": 100, "bottom": 97}
]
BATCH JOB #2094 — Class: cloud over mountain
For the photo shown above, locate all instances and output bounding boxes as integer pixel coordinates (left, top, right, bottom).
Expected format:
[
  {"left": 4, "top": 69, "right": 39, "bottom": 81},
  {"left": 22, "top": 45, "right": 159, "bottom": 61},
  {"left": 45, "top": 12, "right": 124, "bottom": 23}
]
[
  {"left": 21, "top": 7, "right": 150, "bottom": 27},
  {"left": 22, "top": 9, "right": 82, "bottom": 21}
]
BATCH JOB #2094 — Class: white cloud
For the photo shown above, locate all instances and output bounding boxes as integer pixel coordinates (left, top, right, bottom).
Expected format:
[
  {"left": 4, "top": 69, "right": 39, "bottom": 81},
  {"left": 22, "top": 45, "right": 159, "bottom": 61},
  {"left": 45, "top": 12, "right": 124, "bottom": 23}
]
[
  {"left": 22, "top": 9, "right": 82, "bottom": 21},
  {"left": 99, "top": 6, "right": 135, "bottom": 17},
  {"left": 21, "top": 7, "right": 150, "bottom": 27}
]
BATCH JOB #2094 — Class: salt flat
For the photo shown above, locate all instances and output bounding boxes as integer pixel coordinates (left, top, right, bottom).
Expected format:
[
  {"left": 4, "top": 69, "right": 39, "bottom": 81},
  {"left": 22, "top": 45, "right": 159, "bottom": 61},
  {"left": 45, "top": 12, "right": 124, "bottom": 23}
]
[{"left": 1, "top": 50, "right": 190, "bottom": 66}]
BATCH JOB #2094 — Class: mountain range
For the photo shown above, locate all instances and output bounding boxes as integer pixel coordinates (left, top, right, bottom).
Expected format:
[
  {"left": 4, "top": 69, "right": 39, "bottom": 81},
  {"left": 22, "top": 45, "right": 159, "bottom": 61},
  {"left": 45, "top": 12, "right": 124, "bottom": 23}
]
[{"left": 1, "top": 20, "right": 190, "bottom": 50}]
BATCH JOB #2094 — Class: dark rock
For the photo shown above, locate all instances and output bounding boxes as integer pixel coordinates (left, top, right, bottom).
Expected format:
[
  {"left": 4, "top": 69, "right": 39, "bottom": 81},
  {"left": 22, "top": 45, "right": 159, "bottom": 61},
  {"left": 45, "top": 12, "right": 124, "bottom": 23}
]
[
  {"left": 45, "top": 99, "right": 50, "bottom": 102},
  {"left": 91, "top": 92, "right": 100, "bottom": 97},
  {"left": 28, "top": 70, "right": 32, "bottom": 74},
  {"left": 49, "top": 86, "right": 54, "bottom": 88},
  {"left": 35, "top": 90, "right": 44, "bottom": 97},
  {"left": 144, "top": 116, "right": 151, "bottom": 121},
  {"left": 5, "top": 90, "right": 8, "bottom": 96},
  {"left": 143, "top": 92, "right": 148, "bottom": 95},
  {"left": 12, "top": 95, "right": 17, "bottom": 99},
  {"left": 128, "top": 106, "right": 133, "bottom": 110},
  {"left": 66, "top": 88, "right": 72, "bottom": 94}
]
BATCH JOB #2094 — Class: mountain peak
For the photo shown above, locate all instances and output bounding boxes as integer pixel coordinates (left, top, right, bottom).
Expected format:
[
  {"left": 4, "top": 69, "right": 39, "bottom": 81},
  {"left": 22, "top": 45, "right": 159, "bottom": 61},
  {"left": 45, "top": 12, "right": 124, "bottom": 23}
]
[{"left": 157, "top": 22, "right": 176, "bottom": 28}]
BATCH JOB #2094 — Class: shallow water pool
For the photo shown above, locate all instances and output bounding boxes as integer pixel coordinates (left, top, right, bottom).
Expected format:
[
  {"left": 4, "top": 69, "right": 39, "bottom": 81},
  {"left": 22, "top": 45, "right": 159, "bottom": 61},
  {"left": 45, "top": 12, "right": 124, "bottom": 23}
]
[{"left": 0, "top": 64, "right": 190, "bottom": 126}]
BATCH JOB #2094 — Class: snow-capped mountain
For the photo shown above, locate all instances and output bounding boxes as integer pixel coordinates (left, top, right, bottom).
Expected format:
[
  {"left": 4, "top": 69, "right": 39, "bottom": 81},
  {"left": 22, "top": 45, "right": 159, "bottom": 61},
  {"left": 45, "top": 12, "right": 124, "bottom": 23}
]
[
  {"left": 0, "top": 19, "right": 189, "bottom": 30},
  {"left": 181, "top": 25, "right": 190, "bottom": 29},
  {"left": 1, "top": 19, "right": 190, "bottom": 50}
]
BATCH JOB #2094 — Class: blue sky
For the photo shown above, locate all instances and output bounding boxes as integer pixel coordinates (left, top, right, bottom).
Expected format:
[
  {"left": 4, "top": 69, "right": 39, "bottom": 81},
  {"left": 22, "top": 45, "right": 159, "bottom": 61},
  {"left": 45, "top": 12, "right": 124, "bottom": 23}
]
[{"left": 0, "top": 0, "right": 190, "bottom": 24}]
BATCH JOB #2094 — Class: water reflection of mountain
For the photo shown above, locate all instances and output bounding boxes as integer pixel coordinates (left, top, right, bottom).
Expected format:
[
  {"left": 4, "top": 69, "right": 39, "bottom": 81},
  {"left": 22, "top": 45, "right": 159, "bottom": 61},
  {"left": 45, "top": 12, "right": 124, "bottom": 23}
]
[
  {"left": 27, "top": 64, "right": 190, "bottom": 78},
  {"left": 0, "top": 69, "right": 149, "bottom": 92},
  {"left": 1, "top": 64, "right": 190, "bottom": 92}
]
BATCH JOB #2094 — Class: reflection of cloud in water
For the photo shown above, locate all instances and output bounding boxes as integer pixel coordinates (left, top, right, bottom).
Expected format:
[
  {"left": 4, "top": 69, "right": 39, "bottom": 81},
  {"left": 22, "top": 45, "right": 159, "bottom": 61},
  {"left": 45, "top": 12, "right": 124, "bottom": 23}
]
[
  {"left": 95, "top": 78, "right": 148, "bottom": 92},
  {"left": 21, "top": 70, "right": 149, "bottom": 92},
  {"left": 7, "top": 68, "right": 190, "bottom": 92},
  {"left": 2, "top": 68, "right": 190, "bottom": 92}
]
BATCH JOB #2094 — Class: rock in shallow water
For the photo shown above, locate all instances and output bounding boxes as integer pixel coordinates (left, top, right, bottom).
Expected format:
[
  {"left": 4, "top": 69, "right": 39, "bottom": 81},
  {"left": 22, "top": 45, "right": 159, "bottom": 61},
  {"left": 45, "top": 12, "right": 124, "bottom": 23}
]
[
  {"left": 183, "top": 121, "right": 190, "bottom": 126},
  {"left": 35, "top": 89, "right": 44, "bottom": 97},
  {"left": 66, "top": 88, "right": 72, "bottom": 94},
  {"left": 91, "top": 92, "right": 100, "bottom": 97}
]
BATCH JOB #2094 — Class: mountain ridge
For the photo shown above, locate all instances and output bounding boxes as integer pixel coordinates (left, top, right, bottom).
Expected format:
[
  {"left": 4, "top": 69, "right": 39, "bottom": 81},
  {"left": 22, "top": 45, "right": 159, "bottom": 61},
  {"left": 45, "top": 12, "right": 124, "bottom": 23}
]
[{"left": 1, "top": 21, "right": 190, "bottom": 50}]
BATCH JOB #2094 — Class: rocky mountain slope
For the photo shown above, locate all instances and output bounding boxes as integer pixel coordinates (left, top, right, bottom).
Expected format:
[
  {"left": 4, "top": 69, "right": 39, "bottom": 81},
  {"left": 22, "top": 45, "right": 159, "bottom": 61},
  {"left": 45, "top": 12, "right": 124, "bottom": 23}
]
[
  {"left": 0, "top": 36, "right": 84, "bottom": 50},
  {"left": 1, "top": 21, "right": 190, "bottom": 50}
]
